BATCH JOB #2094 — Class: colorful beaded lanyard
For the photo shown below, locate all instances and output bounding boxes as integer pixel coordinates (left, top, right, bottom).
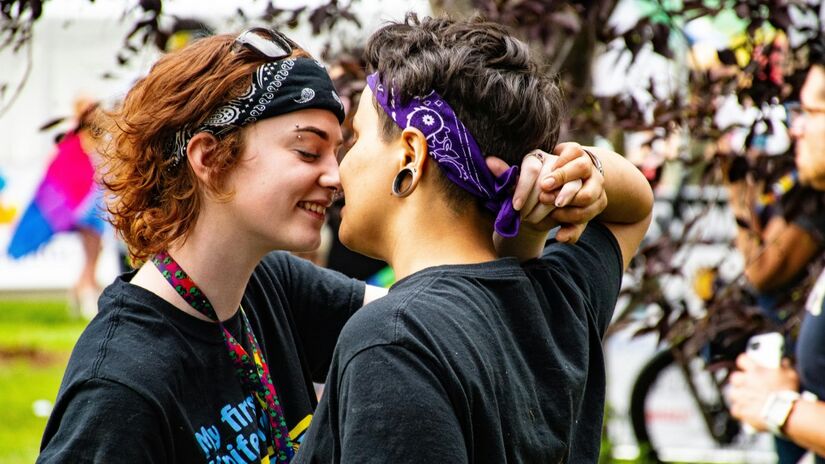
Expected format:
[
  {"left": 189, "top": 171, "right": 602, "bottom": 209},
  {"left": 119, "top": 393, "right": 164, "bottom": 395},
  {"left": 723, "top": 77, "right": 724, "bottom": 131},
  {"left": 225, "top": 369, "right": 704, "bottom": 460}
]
[{"left": 152, "top": 251, "right": 294, "bottom": 463}]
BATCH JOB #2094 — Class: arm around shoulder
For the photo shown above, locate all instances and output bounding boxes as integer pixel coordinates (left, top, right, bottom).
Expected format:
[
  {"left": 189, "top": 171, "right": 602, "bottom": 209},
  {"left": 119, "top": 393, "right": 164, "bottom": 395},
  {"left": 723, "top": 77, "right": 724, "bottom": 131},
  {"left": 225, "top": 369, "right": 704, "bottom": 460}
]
[{"left": 587, "top": 146, "right": 654, "bottom": 269}]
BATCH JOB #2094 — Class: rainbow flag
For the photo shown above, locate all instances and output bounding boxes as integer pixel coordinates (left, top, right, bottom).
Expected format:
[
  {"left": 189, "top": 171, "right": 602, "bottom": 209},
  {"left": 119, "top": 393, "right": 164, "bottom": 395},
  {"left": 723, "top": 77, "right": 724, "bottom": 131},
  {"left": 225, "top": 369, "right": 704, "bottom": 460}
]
[{"left": 7, "top": 131, "right": 99, "bottom": 259}]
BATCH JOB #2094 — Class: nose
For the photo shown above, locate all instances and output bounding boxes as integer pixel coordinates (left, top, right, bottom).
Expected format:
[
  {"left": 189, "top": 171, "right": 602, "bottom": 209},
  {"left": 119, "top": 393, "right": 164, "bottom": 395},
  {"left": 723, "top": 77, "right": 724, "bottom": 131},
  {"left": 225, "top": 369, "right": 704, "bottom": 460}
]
[
  {"left": 319, "top": 154, "right": 341, "bottom": 195},
  {"left": 789, "top": 116, "right": 805, "bottom": 140}
]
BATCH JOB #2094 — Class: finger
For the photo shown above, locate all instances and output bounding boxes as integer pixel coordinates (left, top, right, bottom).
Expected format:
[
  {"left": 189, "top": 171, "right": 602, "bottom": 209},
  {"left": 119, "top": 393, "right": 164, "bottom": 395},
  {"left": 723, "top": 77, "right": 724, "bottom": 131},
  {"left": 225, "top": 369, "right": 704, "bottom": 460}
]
[
  {"left": 539, "top": 191, "right": 556, "bottom": 205},
  {"left": 551, "top": 142, "right": 583, "bottom": 167},
  {"left": 728, "top": 399, "right": 744, "bottom": 420},
  {"left": 550, "top": 206, "right": 591, "bottom": 226},
  {"left": 512, "top": 153, "right": 543, "bottom": 211},
  {"left": 729, "top": 371, "right": 745, "bottom": 387},
  {"left": 555, "top": 223, "right": 586, "bottom": 244},
  {"left": 542, "top": 156, "right": 592, "bottom": 191},
  {"left": 562, "top": 171, "right": 604, "bottom": 208},
  {"left": 521, "top": 153, "right": 558, "bottom": 213},
  {"left": 554, "top": 179, "right": 583, "bottom": 208},
  {"left": 523, "top": 201, "right": 556, "bottom": 225},
  {"left": 737, "top": 352, "right": 757, "bottom": 371},
  {"left": 485, "top": 156, "right": 511, "bottom": 177},
  {"left": 549, "top": 193, "right": 607, "bottom": 225}
]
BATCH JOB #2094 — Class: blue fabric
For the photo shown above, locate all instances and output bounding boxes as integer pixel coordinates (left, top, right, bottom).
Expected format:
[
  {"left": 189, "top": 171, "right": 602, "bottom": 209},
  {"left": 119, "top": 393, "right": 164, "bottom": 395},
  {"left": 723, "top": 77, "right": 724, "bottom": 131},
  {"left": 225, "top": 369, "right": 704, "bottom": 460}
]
[
  {"left": 797, "top": 299, "right": 825, "bottom": 400},
  {"left": 7, "top": 203, "right": 54, "bottom": 259},
  {"left": 73, "top": 186, "right": 106, "bottom": 235},
  {"left": 794, "top": 270, "right": 825, "bottom": 462},
  {"left": 774, "top": 435, "right": 808, "bottom": 464}
]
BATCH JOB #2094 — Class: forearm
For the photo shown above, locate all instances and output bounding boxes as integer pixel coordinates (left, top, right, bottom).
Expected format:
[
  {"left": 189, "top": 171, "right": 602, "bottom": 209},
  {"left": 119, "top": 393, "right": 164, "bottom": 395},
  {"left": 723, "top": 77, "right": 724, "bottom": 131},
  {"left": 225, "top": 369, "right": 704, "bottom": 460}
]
[
  {"left": 494, "top": 226, "right": 552, "bottom": 262},
  {"left": 588, "top": 146, "right": 653, "bottom": 224},
  {"left": 740, "top": 236, "right": 789, "bottom": 291},
  {"left": 738, "top": 218, "right": 819, "bottom": 291},
  {"left": 737, "top": 228, "right": 777, "bottom": 290},
  {"left": 783, "top": 399, "right": 825, "bottom": 456}
]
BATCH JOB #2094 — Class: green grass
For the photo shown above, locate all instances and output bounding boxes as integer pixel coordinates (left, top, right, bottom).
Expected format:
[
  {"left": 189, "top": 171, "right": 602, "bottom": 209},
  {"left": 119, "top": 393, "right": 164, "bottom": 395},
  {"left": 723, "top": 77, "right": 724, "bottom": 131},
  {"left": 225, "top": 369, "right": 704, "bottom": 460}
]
[{"left": 0, "top": 298, "right": 85, "bottom": 464}]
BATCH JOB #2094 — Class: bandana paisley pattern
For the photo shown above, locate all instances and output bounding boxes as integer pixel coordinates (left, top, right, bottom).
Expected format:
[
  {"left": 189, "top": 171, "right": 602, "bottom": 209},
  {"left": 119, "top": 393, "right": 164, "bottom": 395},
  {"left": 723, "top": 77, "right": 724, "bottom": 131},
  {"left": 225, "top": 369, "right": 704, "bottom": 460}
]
[
  {"left": 366, "top": 72, "right": 521, "bottom": 237},
  {"left": 152, "top": 252, "right": 295, "bottom": 463},
  {"left": 166, "top": 57, "right": 345, "bottom": 166}
]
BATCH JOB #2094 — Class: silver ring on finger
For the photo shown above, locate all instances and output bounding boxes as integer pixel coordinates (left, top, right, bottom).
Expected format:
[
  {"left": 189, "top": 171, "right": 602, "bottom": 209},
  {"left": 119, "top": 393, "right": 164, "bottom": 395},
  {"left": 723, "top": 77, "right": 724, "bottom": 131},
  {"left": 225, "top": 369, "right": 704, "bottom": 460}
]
[{"left": 524, "top": 150, "right": 544, "bottom": 163}]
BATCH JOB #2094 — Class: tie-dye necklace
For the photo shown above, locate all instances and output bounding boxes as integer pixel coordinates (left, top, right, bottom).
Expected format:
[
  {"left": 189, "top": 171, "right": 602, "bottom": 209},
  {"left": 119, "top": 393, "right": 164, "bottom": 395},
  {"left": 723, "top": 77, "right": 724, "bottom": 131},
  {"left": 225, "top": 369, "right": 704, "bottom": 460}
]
[{"left": 152, "top": 251, "right": 294, "bottom": 463}]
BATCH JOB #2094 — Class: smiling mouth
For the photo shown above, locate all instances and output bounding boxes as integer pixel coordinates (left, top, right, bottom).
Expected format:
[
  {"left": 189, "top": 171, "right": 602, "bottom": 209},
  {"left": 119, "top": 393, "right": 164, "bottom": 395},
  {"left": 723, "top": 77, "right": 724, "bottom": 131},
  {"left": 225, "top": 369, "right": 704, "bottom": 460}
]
[{"left": 298, "top": 201, "right": 327, "bottom": 216}]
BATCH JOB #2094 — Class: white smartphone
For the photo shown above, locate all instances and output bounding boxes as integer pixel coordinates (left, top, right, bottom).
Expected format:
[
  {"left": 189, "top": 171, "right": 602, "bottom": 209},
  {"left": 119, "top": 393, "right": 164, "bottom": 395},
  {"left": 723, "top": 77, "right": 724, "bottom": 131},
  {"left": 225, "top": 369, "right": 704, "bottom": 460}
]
[
  {"left": 746, "top": 332, "right": 784, "bottom": 368},
  {"left": 741, "top": 332, "right": 785, "bottom": 435}
]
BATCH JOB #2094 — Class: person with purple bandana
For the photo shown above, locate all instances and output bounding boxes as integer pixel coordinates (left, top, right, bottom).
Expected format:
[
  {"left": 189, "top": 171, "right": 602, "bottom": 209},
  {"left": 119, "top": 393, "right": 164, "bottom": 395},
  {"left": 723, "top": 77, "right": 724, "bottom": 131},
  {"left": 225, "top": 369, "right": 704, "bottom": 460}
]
[
  {"left": 37, "top": 26, "right": 604, "bottom": 464},
  {"left": 294, "top": 14, "right": 654, "bottom": 464}
]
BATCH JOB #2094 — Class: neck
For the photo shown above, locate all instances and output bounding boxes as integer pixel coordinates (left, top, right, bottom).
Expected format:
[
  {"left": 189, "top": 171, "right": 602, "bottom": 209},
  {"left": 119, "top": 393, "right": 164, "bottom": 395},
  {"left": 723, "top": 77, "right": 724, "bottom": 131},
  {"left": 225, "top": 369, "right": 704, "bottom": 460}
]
[
  {"left": 387, "top": 201, "right": 497, "bottom": 281},
  {"left": 132, "top": 214, "right": 265, "bottom": 322}
]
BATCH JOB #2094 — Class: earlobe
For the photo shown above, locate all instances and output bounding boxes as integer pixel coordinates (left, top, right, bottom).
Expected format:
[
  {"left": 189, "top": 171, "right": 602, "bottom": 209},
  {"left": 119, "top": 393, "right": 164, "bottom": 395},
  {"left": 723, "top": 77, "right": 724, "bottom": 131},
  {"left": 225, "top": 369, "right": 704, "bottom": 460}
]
[{"left": 186, "top": 132, "right": 219, "bottom": 183}]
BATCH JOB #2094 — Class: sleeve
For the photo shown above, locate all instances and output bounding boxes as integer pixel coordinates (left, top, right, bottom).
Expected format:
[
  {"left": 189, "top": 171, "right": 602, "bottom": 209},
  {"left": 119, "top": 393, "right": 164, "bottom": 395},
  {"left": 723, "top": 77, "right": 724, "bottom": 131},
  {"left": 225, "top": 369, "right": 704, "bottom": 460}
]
[
  {"left": 792, "top": 211, "right": 825, "bottom": 245},
  {"left": 538, "top": 222, "right": 623, "bottom": 335},
  {"left": 303, "top": 344, "right": 468, "bottom": 464},
  {"left": 38, "top": 379, "right": 168, "bottom": 464},
  {"left": 263, "top": 252, "right": 366, "bottom": 381}
]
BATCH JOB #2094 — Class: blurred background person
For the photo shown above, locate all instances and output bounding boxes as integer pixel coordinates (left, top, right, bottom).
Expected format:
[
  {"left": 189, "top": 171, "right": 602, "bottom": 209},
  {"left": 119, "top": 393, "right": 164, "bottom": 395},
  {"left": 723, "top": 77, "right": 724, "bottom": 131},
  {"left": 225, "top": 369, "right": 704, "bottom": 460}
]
[
  {"left": 729, "top": 59, "right": 825, "bottom": 464},
  {"left": 6, "top": 96, "right": 106, "bottom": 319}
]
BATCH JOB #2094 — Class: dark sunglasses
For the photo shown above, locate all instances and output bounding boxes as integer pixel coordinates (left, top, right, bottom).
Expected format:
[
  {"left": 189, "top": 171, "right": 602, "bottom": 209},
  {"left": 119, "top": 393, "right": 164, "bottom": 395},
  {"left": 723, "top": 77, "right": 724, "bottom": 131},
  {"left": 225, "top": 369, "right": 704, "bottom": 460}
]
[{"left": 231, "top": 27, "right": 299, "bottom": 60}]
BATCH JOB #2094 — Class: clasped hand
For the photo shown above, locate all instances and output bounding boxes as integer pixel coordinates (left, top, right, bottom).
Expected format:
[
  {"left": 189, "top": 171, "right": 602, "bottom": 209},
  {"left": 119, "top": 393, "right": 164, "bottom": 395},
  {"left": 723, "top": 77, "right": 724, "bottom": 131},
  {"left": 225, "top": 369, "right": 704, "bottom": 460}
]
[{"left": 488, "top": 142, "right": 607, "bottom": 243}]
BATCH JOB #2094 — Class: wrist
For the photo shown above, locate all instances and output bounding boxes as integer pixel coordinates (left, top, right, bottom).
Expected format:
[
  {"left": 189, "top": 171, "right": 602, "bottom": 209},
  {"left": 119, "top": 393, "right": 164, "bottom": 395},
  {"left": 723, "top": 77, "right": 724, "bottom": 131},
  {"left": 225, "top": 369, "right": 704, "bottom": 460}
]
[
  {"left": 760, "top": 390, "right": 814, "bottom": 437},
  {"left": 519, "top": 220, "right": 559, "bottom": 236},
  {"left": 493, "top": 227, "right": 549, "bottom": 261}
]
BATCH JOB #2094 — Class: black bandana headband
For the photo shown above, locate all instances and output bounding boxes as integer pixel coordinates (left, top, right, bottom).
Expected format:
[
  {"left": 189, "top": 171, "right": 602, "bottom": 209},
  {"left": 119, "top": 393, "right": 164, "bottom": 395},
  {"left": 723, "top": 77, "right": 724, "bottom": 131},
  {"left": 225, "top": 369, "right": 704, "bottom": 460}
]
[{"left": 166, "top": 57, "right": 345, "bottom": 165}]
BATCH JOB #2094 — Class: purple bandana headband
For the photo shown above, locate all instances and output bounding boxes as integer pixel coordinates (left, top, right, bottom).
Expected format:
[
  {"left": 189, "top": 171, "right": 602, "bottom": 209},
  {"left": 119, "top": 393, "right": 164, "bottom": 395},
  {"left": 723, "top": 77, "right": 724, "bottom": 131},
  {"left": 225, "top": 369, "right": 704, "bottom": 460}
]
[{"left": 366, "top": 73, "right": 521, "bottom": 238}]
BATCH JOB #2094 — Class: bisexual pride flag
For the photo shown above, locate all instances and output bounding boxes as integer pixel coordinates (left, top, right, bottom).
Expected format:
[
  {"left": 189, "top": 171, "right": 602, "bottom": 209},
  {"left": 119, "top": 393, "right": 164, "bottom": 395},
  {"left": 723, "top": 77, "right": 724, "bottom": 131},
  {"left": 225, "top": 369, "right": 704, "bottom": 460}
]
[{"left": 7, "top": 131, "right": 101, "bottom": 259}]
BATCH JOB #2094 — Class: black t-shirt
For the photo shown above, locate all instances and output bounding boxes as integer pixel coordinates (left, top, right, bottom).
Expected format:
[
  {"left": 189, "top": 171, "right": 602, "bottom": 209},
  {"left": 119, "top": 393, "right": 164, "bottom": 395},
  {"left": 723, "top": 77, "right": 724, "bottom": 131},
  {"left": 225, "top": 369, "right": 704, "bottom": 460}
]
[
  {"left": 295, "top": 223, "right": 623, "bottom": 463},
  {"left": 795, "top": 268, "right": 825, "bottom": 463},
  {"left": 37, "top": 252, "right": 365, "bottom": 464}
]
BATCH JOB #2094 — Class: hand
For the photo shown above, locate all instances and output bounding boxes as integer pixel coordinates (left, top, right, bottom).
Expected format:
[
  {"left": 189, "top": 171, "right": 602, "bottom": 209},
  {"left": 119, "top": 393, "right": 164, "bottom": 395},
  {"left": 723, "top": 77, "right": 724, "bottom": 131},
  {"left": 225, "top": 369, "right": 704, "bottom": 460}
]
[
  {"left": 487, "top": 152, "right": 582, "bottom": 238},
  {"left": 541, "top": 142, "right": 607, "bottom": 243},
  {"left": 488, "top": 152, "right": 580, "bottom": 261},
  {"left": 727, "top": 354, "right": 800, "bottom": 432}
]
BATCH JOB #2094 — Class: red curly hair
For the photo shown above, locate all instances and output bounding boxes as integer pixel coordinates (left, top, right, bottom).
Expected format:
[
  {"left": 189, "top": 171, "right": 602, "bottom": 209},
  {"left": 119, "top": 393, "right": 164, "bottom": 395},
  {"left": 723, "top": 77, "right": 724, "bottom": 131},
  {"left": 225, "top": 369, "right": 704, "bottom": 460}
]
[{"left": 99, "top": 34, "right": 309, "bottom": 265}]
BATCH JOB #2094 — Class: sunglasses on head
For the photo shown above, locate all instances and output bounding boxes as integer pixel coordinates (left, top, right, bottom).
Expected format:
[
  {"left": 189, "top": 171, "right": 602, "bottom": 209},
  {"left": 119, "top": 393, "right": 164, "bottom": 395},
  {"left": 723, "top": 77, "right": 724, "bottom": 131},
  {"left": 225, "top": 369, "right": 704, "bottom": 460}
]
[{"left": 231, "top": 27, "right": 299, "bottom": 61}]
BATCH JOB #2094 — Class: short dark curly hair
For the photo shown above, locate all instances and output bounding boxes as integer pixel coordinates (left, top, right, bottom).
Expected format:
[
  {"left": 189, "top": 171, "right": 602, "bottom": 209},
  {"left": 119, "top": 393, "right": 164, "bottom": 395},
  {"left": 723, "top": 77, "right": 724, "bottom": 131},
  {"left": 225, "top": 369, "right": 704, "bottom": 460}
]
[{"left": 364, "top": 13, "right": 565, "bottom": 213}]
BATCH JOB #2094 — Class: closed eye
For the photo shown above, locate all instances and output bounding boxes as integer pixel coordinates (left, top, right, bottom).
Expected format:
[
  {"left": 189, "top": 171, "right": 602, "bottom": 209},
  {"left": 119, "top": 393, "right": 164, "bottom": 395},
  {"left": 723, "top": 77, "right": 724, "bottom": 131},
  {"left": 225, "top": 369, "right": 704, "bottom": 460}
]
[{"left": 296, "top": 150, "right": 320, "bottom": 161}]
